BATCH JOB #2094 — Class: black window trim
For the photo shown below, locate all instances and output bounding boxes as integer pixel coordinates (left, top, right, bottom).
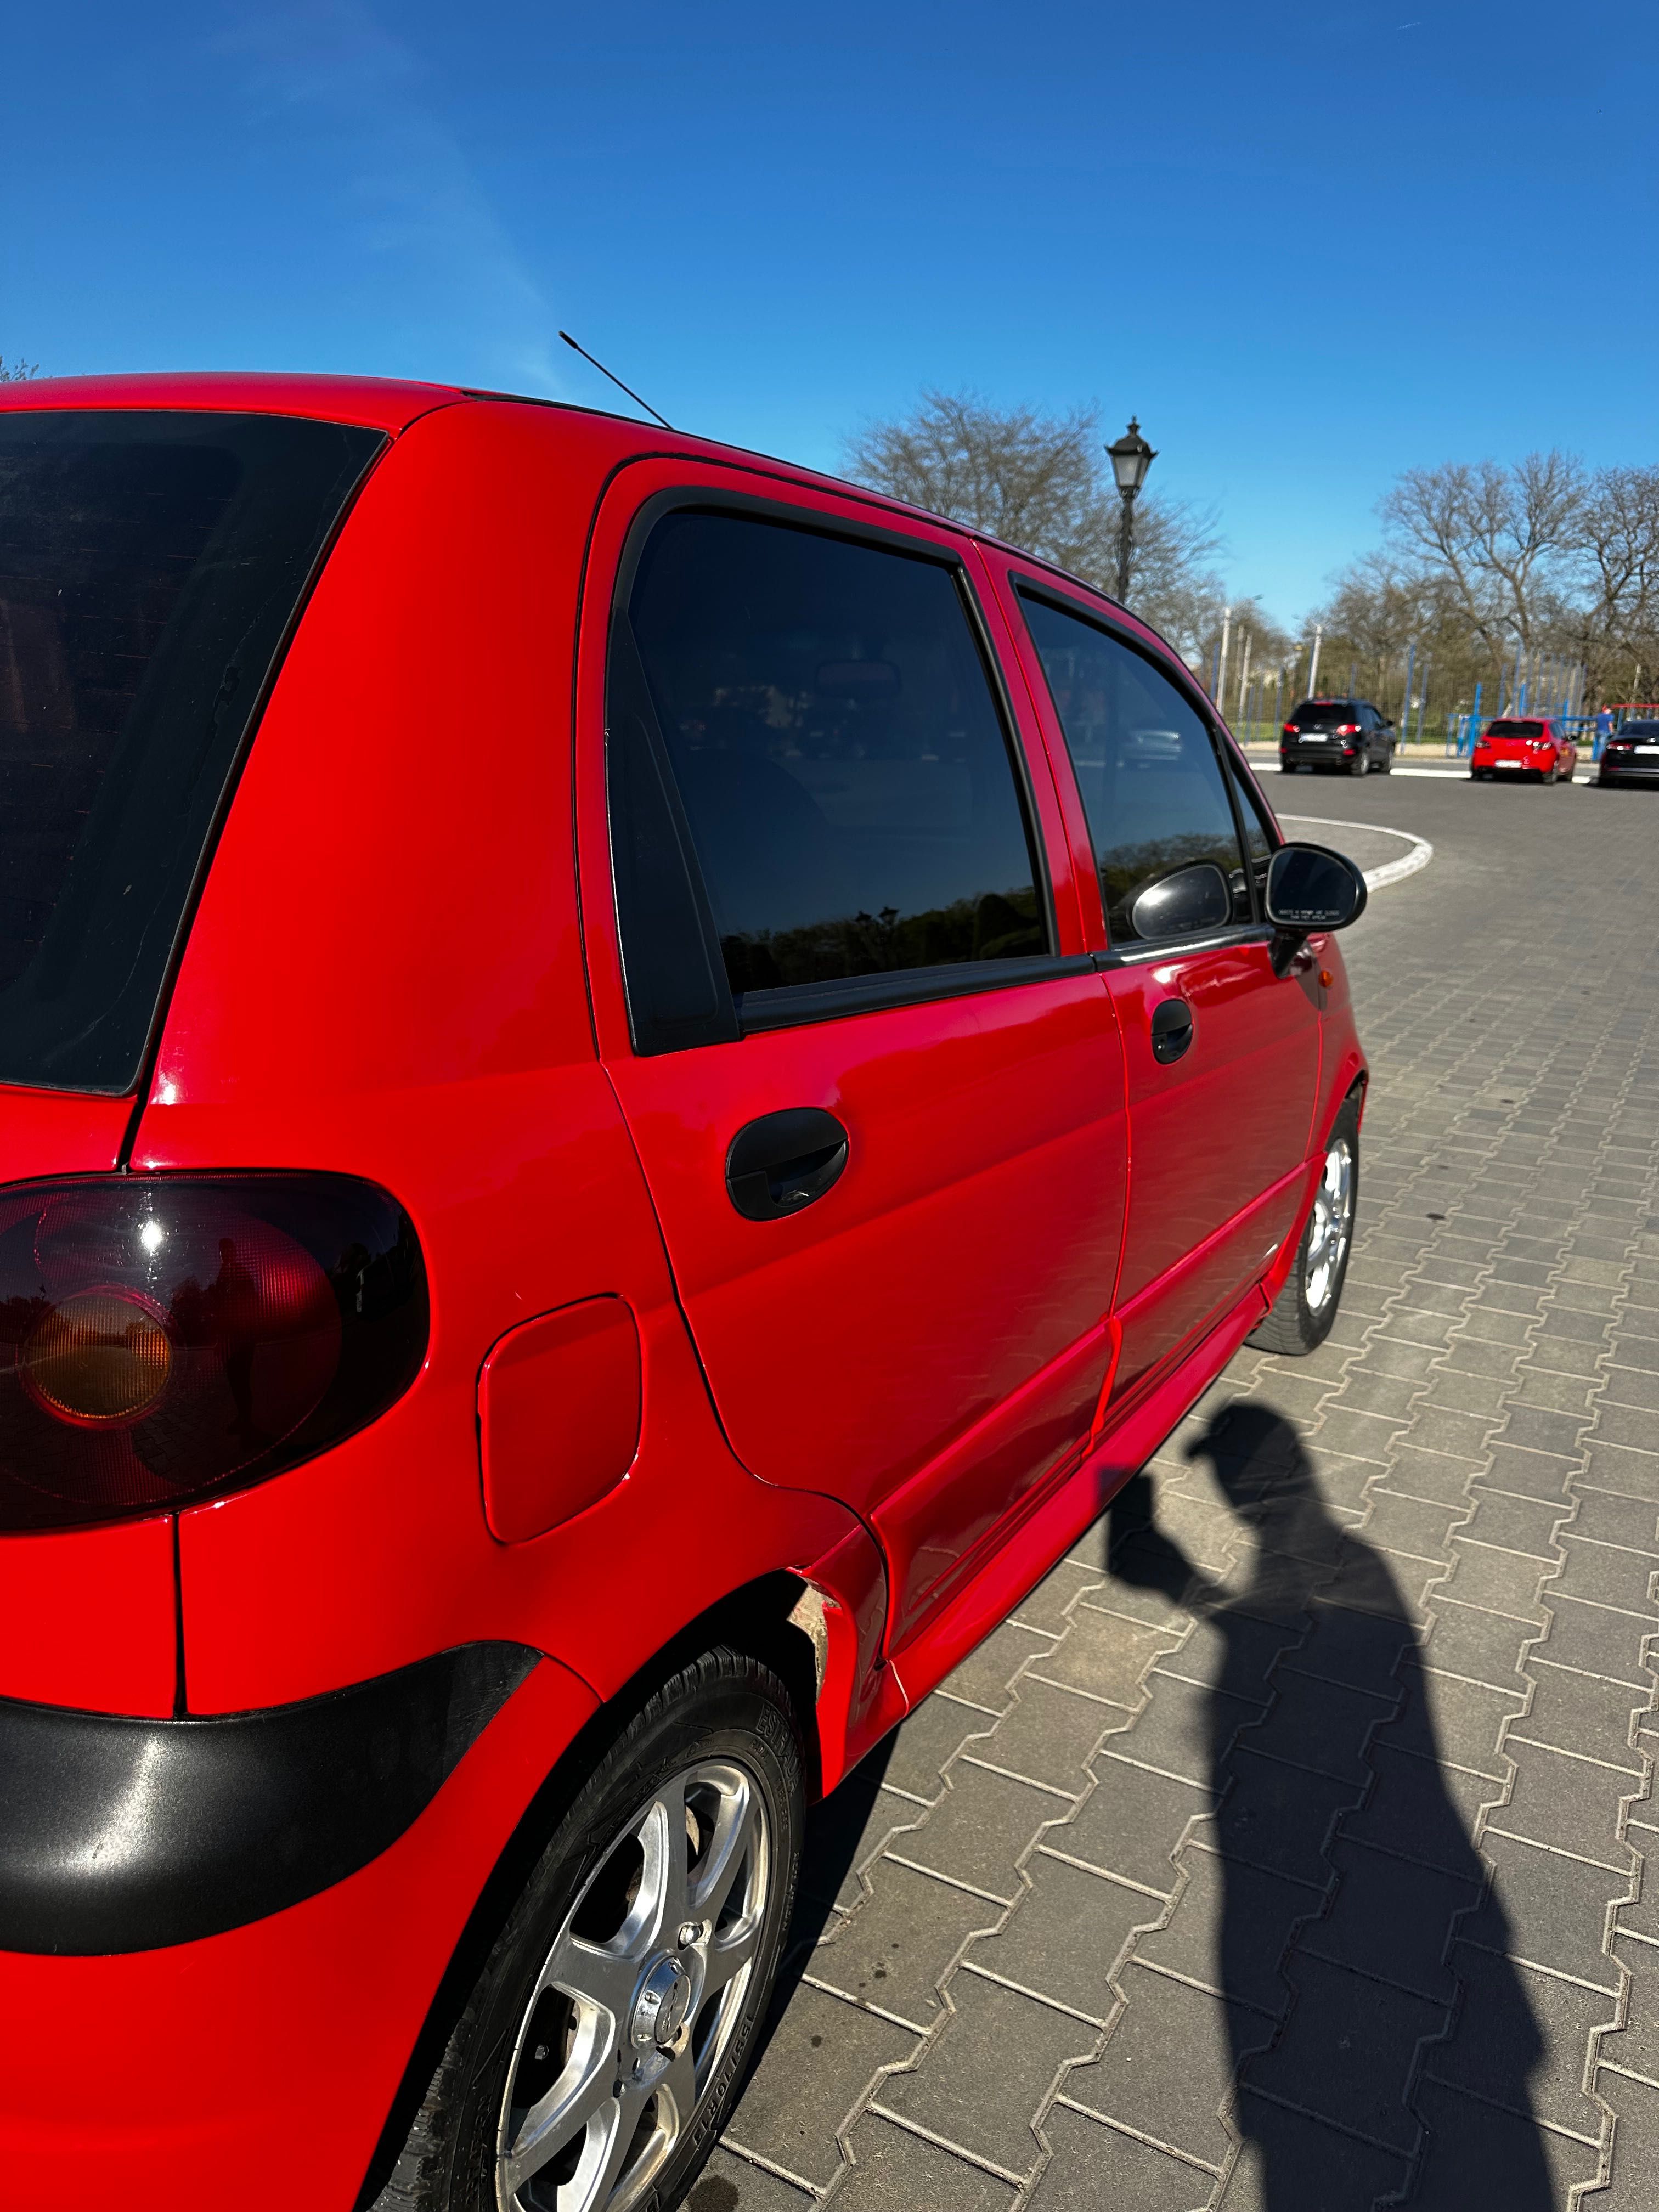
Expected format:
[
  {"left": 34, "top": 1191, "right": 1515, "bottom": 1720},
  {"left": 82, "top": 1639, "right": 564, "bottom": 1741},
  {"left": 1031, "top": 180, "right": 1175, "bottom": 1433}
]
[
  {"left": 606, "top": 486, "right": 1080, "bottom": 1052},
  {"left": 1007, "top": 572, "right": 1281, "bottom": 963}
]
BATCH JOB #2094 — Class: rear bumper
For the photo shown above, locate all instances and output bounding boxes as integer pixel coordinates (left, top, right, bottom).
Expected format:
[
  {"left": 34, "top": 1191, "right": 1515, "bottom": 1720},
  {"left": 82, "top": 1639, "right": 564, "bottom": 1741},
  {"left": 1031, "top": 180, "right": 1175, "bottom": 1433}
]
[
  {"left": 0, "top": 1644, "right": 535, "bottom": 1955},
  {"left": 1279, "top": 743, "right": 1357, "bottom": 768},
  {"left": 1472, "top": 749, "right": 1552, "bottom": 773},
  {"left": 1598, "top": 759, "right": 1659, "bottom": 782},
  {"left": 0, "top": 1651, "right": 597, "bottom": 2211}
]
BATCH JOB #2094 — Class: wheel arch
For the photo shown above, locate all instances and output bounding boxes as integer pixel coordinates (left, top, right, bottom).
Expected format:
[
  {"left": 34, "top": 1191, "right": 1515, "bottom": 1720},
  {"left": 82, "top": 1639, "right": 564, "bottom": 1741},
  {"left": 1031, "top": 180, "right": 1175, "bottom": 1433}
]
[{"left": 352, "top": 1557, "right": 879, "bottom": 2207}]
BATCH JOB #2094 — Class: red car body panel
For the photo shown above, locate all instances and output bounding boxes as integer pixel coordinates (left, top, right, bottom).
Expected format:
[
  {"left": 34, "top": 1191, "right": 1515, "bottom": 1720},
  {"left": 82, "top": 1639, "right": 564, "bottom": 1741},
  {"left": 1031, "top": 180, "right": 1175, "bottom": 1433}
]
[
  {"left": 0, "top": 376, "right": 1368, "bottom": 2212},
  {"left": 977, "top": 552, "right": 1327, "bottom": 1398}
]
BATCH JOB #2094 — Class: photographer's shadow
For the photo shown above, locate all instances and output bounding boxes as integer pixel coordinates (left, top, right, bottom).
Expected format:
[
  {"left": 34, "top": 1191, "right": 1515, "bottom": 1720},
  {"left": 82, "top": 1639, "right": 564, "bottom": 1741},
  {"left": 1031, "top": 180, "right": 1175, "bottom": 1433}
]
[{"left": 1108, "top": 1403, "right": 1551, "bottom": 2208}]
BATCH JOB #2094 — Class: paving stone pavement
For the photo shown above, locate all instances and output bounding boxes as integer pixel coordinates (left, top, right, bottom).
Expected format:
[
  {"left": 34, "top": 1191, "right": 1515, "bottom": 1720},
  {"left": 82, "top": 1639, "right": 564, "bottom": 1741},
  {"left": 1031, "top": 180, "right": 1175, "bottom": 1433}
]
[{"left": 705, "top": 776, "right": 1659, "bottom": 2212}]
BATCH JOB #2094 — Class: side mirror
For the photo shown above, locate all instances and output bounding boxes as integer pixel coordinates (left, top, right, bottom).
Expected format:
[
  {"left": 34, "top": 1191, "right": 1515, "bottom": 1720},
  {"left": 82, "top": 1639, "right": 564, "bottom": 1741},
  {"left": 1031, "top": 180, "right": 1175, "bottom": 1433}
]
[
  {"left": 1264, "top": 842, "right": 1367, "bottom": 974},
  {"left": 1128, "top": 861, "right": 1232, "bottom": 941}
]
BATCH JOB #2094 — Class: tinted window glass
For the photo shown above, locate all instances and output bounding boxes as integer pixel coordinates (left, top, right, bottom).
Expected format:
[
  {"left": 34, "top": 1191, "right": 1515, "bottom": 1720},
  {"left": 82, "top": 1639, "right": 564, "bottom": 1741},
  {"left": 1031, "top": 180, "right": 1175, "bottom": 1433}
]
[
  {"left": 1288, "top": 701, "right": 1359, "bottom": 729},
  {"left": 0, "top": 410, "right": 382, "bottom": 1092},
  {"left": 1018, "top": 591, "right": 1248, "bottom": 942},
  {"left": 1487, "top": 720, "right": 1544, "bottom": 737},
  {"left": 622, "top": 512, "right": 1046, "bottom": 1001}
]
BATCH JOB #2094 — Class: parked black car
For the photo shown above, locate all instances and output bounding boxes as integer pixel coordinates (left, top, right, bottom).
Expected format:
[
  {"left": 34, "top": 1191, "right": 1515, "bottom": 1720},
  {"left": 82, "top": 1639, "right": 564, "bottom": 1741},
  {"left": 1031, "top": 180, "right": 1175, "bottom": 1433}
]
[
  {"left": 1280, "top": 698, "right": 1396, "bottom": 776},
  {"left": 1596, "top": 719, "right": 1659, "bottom": 787}
]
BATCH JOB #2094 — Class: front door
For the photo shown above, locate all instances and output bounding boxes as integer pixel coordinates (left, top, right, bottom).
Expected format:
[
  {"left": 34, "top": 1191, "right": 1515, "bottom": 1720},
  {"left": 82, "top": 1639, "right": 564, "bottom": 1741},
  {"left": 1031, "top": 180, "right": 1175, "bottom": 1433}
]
[
  {"left": 580, "top": 477, "right": 1130, "bottom": 1647},
  {"left": 992, "top": 573, "right": 1323, "bottom": 1402}
]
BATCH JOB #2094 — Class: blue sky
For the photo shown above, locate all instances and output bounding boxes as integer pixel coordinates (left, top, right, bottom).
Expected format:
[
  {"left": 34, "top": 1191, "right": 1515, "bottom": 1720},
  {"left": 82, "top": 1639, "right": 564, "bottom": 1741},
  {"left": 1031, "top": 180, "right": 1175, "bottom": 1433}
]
[{"left": 5, "top": 1, "right": 1653, "bottom": 620}]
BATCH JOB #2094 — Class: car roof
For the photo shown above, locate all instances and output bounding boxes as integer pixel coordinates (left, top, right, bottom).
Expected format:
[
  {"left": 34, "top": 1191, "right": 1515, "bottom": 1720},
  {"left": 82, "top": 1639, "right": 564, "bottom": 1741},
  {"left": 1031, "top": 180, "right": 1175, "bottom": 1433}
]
[
  {"left": 0, "top": 369, "right": 473, "bottom": 435},
  {"left": 0, "top": 369, "right": 1193, "bottom": 684}
]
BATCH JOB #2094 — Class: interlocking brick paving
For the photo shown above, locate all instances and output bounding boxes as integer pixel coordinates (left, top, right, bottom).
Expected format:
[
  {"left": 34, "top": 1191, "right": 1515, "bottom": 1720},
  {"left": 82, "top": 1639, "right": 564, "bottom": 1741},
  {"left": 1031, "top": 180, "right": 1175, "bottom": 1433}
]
[{"left": 710, "top": 774, "right": 1659, "bottom": 2211}]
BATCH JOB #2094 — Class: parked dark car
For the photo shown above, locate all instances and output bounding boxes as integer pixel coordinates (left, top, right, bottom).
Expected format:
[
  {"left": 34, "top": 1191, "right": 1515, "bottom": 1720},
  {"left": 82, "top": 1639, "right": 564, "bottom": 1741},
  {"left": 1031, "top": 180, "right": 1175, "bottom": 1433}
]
[
  {"left": 1280, "top": 698, "right": 1395, "bottom": 776},
  {"left": 1596, "top": 719, "right": 1659, "bottom": 786}
]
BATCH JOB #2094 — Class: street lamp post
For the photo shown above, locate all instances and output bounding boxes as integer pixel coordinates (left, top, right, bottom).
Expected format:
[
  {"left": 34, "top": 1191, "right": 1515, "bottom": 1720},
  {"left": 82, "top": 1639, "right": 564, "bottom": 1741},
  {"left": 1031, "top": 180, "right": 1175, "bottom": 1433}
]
[{"left": 1105, "top": 417, "right": 1156, "bottom": 603}]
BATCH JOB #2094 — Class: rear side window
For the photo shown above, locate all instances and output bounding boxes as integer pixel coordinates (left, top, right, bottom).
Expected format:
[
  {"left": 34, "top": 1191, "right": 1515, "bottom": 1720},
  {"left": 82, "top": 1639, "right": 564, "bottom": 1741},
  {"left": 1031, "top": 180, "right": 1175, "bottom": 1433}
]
[
  {"left": 611, "top": 510, "right": 1047, "bottom": 1044},
  {"left": 0, "top": 411, "right": 382, "bottom": 1091},
  {"left": 1017, "top": 590, "right": 1249, "bottom": 943}
]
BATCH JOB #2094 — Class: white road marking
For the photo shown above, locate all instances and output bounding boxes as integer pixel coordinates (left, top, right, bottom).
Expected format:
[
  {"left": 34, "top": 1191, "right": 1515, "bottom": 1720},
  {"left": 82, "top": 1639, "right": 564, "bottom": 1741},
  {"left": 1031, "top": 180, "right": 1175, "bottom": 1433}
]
[{"left": 1277, "top": 814, "right": 1434, "bottom": 892}]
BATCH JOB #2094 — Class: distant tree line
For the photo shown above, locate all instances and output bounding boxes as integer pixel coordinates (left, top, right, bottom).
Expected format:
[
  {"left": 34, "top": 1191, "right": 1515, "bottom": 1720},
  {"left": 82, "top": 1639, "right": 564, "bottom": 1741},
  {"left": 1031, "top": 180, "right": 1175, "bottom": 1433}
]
[
  {"left": 1308, "top": 454, "right": 1659, "bottom": 718},
  {"left": 844, "top": 395, "right": 1659, "bottom": 722}
]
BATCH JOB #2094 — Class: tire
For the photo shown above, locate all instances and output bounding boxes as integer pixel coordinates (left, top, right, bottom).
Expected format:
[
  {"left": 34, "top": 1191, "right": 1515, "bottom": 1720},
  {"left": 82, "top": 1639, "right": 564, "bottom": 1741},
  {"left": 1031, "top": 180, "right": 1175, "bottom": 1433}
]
[
  {"left": 1246, "top": 1097, "right": 1359, "bottom": 1357},
  {"left": 1348, "top": 751, "right": 1369, "bottom": 777},
  {"left": 1378, "top": 743, "right": 1394, "bottom": 774},
  {"left": 371, "top": 1649, "right": 804, "bottom": 2212}
]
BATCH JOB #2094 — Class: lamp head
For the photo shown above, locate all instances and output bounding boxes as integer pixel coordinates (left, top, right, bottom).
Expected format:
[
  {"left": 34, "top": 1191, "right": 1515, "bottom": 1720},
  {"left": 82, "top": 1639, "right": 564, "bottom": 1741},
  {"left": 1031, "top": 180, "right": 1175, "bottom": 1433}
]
[{"left": 1107, "top": 417, "right": 1156, "bottom": 495}]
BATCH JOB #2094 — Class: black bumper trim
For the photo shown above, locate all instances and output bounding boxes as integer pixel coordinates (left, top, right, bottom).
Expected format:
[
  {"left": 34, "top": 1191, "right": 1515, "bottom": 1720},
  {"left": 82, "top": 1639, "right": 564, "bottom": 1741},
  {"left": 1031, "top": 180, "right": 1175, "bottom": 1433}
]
[{"left": 0, "top": 1643, "right": 538, "bottom": 1955}]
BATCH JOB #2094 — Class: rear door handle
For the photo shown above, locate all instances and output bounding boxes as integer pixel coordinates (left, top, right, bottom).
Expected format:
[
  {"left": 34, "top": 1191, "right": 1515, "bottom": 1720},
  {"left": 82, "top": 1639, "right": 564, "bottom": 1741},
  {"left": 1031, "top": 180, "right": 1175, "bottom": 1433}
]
[
  {"left": 725, "top": 1108, "right": 850, "bottom": 1221},
  {"left": 1150, "top": 997, "right": 1194, "bottom": 1064}
]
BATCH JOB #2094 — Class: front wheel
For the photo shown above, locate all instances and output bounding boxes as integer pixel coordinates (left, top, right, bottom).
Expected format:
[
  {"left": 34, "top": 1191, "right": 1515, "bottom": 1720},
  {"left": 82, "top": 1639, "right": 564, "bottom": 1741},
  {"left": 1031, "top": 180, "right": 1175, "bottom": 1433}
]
[
  {"left": 372, "top": 1650, "right": 804, "bottom": 2212},
  {"left": 1247, "top": 1099, "right": 1359, "bottom": 1356}
]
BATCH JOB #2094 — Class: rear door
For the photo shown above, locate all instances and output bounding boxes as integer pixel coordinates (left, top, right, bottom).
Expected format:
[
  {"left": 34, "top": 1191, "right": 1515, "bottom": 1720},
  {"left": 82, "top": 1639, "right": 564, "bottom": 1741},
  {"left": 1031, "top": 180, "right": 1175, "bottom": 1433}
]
[
  {"left": 988, "top": 569, "right": 1324, "bottom": 1403},
  {"left": 578, "top": 470, "right": 1130, "bottom": 1646}
]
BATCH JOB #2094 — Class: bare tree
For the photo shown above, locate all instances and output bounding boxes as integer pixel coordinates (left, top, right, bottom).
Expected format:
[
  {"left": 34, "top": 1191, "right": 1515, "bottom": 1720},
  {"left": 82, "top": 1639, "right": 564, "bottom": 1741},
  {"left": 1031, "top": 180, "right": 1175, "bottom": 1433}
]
[
  {"left": 1380, "top": 451, "right": 1585, "bottom": 661},
  {"left": 0, "top": 355, "right": 39, "bottom": 382},
  {"left": 1567, "top": 465, "right": 1659, "bottom": 700},
  {"left": 842, "top": 390, "right": 1232, "bottom": 654}
]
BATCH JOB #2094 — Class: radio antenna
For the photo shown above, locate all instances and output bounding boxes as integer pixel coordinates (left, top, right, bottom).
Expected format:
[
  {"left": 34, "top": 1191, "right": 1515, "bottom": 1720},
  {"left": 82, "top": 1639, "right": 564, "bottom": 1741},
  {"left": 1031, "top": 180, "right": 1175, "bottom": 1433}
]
[{"left": 558, "top": 331, "right": 673, "bottom": 430}]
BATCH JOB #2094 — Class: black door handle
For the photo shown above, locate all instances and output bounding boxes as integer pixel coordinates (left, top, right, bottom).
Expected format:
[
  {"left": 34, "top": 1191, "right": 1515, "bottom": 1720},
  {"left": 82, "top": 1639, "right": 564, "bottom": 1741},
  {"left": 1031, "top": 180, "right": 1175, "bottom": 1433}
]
[
  {"left": 725, "top": 1108, "right": 850, "bottom": 1221},
  {"left": 1150, "top": 997, "right": 1194, "bottom": 1064}
]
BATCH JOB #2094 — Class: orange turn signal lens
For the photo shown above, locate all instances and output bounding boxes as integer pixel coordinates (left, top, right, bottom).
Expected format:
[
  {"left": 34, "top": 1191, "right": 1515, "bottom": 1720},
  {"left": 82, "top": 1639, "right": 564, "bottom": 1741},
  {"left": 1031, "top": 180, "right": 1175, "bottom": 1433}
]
[{"left": 21, "top": 1290, "right": 173, "bottom": 1427}]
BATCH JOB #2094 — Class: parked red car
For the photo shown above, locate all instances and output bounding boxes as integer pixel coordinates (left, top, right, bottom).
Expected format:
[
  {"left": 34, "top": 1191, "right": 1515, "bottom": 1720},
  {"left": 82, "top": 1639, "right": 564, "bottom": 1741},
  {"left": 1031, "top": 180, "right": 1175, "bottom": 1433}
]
[
  {"left": 1470, "top": 716, "right": 1578, "bottom": 781},
  {"left": 0, "top": 373, "right": 1368, "bottom": 2212}
]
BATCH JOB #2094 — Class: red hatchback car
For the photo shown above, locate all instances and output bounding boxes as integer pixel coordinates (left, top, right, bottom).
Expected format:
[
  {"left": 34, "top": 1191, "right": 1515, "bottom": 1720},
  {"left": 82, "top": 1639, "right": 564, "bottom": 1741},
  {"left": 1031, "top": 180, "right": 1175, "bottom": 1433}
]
[
  {"left": 0, "top": 374, "right": 1368, "bottom": 2212},
  {"left": 1470, "top": 716, "right": 1578, "bottom": 781}
]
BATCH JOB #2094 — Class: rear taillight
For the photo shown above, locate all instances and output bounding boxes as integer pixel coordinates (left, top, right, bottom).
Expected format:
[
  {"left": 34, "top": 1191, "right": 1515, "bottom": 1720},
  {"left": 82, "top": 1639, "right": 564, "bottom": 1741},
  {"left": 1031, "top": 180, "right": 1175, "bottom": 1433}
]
[
  {"left": 0, "top": 1174, "right": 427, "bottom": 1531},
  {"left": 1335, "top": 723, "right": 1359, "bottom": 736},
  {"left": 1282, "top": 723, "right": 1298, "bottom": 736}
]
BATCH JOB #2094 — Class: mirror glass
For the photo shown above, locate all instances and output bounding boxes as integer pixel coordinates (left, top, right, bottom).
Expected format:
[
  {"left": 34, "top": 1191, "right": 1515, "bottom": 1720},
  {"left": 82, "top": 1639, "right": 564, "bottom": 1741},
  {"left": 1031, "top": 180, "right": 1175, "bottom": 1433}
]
[
  {"left": 1127, "top": 861, "right": 1232, "bottom": 940},
  {"left": 1265, "top": 843, "right": 1367, "bottom": 931}
]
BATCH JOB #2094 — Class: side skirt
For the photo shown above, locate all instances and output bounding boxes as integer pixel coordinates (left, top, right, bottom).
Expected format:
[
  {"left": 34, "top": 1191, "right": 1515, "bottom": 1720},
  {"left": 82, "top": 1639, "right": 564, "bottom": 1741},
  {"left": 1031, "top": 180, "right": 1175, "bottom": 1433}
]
[{"left": 882, "top": 1274, "right": 1269, "bottom": 1714}]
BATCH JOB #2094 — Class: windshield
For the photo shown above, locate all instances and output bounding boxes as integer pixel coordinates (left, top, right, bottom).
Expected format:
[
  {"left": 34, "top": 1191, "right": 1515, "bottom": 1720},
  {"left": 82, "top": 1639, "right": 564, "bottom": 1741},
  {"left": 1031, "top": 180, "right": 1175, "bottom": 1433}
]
[
  {"left": 0, "top": 410, "right": 382, "bottom": 1092},
  {"left": 1287, "top": 702, "right": 1357, "bottom": 729}
]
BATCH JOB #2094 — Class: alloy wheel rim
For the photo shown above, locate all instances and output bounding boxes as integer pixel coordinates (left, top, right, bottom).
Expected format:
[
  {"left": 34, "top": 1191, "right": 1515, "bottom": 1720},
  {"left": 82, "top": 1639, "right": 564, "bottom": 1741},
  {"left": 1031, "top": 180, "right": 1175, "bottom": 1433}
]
[
  {"left": 495, "top": 1759, "right": 770, "bottom": 2211},
  {"left": 1305, "top": 1135, "right": 1355, "bottom": 1314}
]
